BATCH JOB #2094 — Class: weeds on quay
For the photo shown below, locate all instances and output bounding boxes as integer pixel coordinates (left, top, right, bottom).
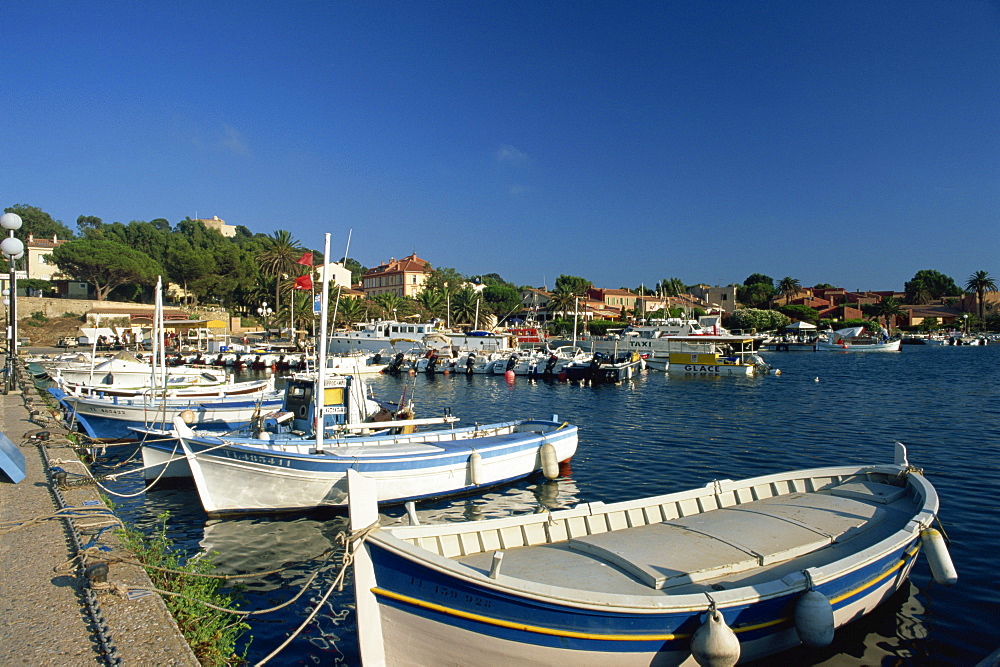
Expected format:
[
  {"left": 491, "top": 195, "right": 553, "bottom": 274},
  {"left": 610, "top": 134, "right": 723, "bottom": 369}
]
[{"left": 117, "top": 512, "right": 251, "bottom": 666}]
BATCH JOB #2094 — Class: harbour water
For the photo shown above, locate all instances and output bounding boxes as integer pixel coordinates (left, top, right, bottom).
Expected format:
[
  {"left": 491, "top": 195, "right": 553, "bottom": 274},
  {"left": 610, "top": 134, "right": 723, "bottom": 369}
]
[{"left": 95, "top": 345, "right": 1000, "bottom": 665}]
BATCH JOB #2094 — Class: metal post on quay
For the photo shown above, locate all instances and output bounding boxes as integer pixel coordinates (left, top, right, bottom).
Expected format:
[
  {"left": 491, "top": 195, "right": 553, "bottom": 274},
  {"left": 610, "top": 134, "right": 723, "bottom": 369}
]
[{"left": 0, "top": 211, "right": 25, "bottom": 394}]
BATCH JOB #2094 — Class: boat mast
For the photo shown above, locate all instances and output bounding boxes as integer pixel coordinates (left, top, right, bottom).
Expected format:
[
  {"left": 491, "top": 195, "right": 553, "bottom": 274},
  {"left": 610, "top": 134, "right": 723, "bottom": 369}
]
[{"left": 315, "top": 233, "right": 331, "bottom": 451}]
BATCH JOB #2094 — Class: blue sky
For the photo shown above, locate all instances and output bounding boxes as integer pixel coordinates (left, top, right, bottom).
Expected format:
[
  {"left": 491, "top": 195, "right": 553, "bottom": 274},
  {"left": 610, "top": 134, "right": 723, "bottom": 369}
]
[{"left": 4, "top": 1, "right": 998, "bottom": 292}]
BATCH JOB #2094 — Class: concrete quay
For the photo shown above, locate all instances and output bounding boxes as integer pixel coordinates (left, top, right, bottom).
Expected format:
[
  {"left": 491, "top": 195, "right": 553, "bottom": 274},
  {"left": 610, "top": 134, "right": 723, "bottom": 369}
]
[{"left": 0, "top": 354, "right": 198, "bottom": 666}]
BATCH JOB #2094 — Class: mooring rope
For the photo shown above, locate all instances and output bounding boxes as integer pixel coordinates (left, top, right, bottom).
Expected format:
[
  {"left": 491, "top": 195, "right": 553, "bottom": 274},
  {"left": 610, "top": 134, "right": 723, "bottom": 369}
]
[{"left": 254, "top": 520, "right": 381, "bottom": 667}]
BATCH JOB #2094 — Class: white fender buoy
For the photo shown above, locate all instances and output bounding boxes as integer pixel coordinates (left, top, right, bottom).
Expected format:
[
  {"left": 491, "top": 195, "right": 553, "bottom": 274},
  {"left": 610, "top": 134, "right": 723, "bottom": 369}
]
[
  {"left": 691, "top": 608, "right": 740, "bottom": 667},
  {"left": 179, "top": 409, "right": 196, "bottom": 424},
  {"left": 921, "top": 528, "right": 958, "bottom": 585},
  {"left": 794, "top": 589, "right": 835, "bottom": 647},
  {"left": 540, "top": 442, "right": 559, "bottom": 480},
  {"left": 774, "top": 368, "right": 782, "bottom": 375},
  {"left": 468, "top": 450, "right": 483, "bottom": 486}
]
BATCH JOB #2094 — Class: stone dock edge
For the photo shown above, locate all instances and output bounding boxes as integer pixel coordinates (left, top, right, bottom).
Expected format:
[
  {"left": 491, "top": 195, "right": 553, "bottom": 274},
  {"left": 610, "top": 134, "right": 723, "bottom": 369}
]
[{"left": 0, "top": 352, "right": 200, "bottom": 666}]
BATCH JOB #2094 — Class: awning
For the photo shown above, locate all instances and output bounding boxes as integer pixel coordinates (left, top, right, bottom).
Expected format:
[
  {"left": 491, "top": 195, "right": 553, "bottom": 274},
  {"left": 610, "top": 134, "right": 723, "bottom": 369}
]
[{"left": 784, "top": 321, "right": 817, "bottom": 330}]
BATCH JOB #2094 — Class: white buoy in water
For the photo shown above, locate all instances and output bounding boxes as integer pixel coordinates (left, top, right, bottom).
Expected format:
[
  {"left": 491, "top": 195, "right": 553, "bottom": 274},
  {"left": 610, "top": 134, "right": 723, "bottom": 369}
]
[
  {"left": 794, "top": 589, "right": 835, "bottom": 647},
  {"left": 921, "top": 528, "right": 958, "bottom": 585},
  {"left": 814, "top": 377, "right": 819, "bottom": 382},
  {"left": 468, "top": 450, "right": 483, "bottom": 486},
  {"left": 690, "top": 608, "right": 740, "bottom": 667},
  {"left": 540, "top": 442, "right": 559, "bottom": 480}
]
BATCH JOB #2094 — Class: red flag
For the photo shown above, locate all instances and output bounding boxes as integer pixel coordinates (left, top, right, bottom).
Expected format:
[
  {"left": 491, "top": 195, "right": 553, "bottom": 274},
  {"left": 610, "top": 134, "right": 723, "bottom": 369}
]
[
  {"left": 294, "top": 274, "right": 313, "bottom": 290},
  {"left": 295, "top": 252, "right": 313, "bottom": 266}
]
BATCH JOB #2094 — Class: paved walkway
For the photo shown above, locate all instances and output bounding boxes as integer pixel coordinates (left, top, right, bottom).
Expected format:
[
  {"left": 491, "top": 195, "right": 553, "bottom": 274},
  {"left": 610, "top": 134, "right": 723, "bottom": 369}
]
[{"left": 0, "top": 354, "right": 198, "bottom": 666}]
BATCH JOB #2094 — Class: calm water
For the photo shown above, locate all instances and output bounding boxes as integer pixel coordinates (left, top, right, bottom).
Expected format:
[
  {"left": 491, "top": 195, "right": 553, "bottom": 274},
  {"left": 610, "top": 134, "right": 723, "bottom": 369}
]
[{"left": 96, "top": 345, "right": 1000, "bottom": 665}]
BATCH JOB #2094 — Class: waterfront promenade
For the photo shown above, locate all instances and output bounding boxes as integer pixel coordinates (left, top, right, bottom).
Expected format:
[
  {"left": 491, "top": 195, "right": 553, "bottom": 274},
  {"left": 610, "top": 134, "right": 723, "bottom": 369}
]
[{"left": 0, "top": 354, "right": 197, "bottom": 666}]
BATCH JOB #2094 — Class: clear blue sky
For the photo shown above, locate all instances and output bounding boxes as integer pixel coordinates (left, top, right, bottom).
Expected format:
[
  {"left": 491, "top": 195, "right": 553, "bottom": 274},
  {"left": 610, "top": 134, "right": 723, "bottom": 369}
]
[{"left": 5, "top": 1, "right": 998, "bottom": 292}]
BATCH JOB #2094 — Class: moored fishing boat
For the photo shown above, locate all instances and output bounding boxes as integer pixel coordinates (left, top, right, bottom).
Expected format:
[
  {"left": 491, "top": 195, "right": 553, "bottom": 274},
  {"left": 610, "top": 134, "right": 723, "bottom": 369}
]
[
  {"left": 170, "top": 403, "right": 578, "bottom": 514},
  {"left": 49, "top": 380, "right": 282, "bottom": 441},
  {"left": 347, "top": 443, "right": 956, "bottom": 666},
  {"left": 815, "top": 327, "right": 901, "bottom": 352}
]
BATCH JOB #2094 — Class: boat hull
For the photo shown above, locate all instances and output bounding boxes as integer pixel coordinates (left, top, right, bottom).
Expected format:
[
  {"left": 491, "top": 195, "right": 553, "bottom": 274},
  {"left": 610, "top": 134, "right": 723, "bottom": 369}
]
[
  {"left": 367, "top": 539, "right": 918, "bottom": 665},
  {"left": 50, "top": 389, "right": 282, "bottom": 441},
  {"left": 350, "top": 456, "right": 943, "bottom": 666},
  {"left": 815, "top": 340, "right": 902, "bottom": 352},
  {"left": 179, "top": 421, "right": 578, "bottom": 514}
]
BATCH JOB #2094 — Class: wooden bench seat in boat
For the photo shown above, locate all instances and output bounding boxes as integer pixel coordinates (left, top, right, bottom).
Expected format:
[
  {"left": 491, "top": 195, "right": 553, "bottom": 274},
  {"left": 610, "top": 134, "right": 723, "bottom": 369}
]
[{"left": 452, "top": 480, "right": 910, "bottom": 594}]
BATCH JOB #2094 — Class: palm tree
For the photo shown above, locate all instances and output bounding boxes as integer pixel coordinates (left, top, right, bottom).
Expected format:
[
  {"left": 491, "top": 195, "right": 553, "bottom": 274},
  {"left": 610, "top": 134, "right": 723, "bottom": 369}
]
[
  {"left": 335, "top": 295, "right": 366, "bottom": 327},
  {"left": 777, "top": 277, "right": 801, "bottom": 306},
  {"left": 965, "top": 270, "right": 997, "bottom": 328},
  {"left": 416, "top": 289, "right": 447, "bottom": 318},
  {"left": 871, "top": 296, "right": 904, "bottom": 334},
  {"left": 547, "top": 288, "right": 578, "bottom": 319},
  {"left": 257, "top": 230, "right": 304, "bottom": 324},
  {"left": 371, "top": 292, "right": 404, "bottom": 319},
  {"left": 449, "top": 287, "right": 480, "bottom": 325}
]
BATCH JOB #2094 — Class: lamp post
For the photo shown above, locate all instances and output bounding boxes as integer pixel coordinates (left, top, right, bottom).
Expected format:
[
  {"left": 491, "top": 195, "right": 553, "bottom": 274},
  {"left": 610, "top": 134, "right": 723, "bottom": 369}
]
[
  {"left": 1, "top": 212, "right": 24, "bottom": 393},
  {"left": 257, "top": 302, "right": 273, "bottom": 340},
  {"left": 962, "top": 313, "right": 968, "bottom": 336}
]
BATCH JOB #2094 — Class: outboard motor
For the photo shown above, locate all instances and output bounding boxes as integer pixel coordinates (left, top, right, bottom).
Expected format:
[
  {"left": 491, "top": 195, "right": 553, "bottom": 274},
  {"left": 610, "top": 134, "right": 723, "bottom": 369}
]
[
  {"left": 466, "top": 352, "right": 476, "bottom": 374},
  {"left": 544, "top": 354, "right": 558, "bottom": 375},
  {"left": 505, "top": 354, "right": 518, "bottom": 372}
]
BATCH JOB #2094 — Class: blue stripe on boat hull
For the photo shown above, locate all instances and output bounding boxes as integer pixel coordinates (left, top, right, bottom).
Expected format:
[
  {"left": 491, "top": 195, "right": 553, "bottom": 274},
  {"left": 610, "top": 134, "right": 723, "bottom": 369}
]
[{"left": 367, "top": 538, "right": 920, "bottom": 654}]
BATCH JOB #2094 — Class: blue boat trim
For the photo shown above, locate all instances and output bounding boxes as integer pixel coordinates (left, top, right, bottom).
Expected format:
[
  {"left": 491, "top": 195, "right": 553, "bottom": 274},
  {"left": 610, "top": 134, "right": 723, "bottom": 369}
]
[{"left": 366, "top": 538, "right": 920, "bottom": 652}]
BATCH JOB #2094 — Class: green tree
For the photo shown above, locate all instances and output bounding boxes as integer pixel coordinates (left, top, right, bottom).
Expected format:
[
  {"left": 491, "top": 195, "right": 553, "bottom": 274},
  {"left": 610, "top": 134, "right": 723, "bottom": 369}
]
[
  {"left": 554, "top": 274, "right": 591, "bottom": 296},
  {"left": 166, "top": 238, "right": 213, "bottom": 306},
  {"left": 371, "top": 292, "right": 404, "bottom": 318},
  {"left": 904, "top": 269, "right": 962, "bottom": 304},
  {"left": 743, "top": 273, "right": 774, "bottom": 288},
  {"left": 723, "top": 308, "right": 790, "bottom": 332},
  {"left": 482, "top": 284, "right": 523, "bottom": 322},
  {"left": 965, "top": 270, "right": 997, "bottom": 328},
  {"left": 737, "top": 273, "right": 776, "bottom": 308},
  {"left": 777, "top": 304, "right": 819, "bottom": 323},
  {"left": 547, "top": 288, "right": 580, "bottom": 319},
  {"left": 334, "top": 295, "right": 366, "bottom": 327},
  {"left": 657, "top": 277, "right": 687, "bottom": 297},
  {"left": 870, "top": 296, "right": 904, "bottom": 333},
  {"left": 426, "top": 267, "right": 465, "bottom": 296},
  {"left": 919, "top": 316, "right": 941, "bottom": 332},
  {"left": 416, "top": 289, "right": 447, "bottom": 318},
  {"left": 51, "top": 239, "right": 162, "bottom": 301},
  {"left": 449, "top": 286, "right": 480, "bottom": 325},
  {"left": 76, "top": 215, "right": 103, "bottom": 234},
  {"left": 777, "top": 277, "right": 802, "bottom": 304},
  {"left": 257, "top": 230, "right": 304, "bottom": 320},
  {"left": 4, "top": 204, "right": 75, "bottom": 241}
]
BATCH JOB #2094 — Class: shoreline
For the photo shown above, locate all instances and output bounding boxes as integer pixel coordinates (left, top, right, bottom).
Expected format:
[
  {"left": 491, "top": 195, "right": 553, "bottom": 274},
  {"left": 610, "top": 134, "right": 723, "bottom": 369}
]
[{"left": 0, "top": 351, "right": 198, "bottom": 666}]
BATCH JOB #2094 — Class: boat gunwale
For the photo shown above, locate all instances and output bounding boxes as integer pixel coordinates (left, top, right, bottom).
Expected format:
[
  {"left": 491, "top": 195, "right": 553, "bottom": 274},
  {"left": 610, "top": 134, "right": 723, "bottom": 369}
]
[{"left": 367, "top": 463, "right": 938, "bottom": 612}]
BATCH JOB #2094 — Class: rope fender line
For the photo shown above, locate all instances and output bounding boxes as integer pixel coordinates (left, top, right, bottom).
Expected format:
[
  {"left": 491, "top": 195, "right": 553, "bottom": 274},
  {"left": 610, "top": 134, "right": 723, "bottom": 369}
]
[{"left": 254, "top": 520, "right": 381, "bottom": 667}]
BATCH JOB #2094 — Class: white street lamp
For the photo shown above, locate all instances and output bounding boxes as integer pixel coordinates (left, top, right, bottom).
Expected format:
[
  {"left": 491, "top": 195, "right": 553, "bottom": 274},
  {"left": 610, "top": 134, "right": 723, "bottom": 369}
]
[
  {"left": 257, "top": 302, "right": 273, "bottom": 340},
  {"left": 1, "top": 213, "right": 23, "bottom": 372}
]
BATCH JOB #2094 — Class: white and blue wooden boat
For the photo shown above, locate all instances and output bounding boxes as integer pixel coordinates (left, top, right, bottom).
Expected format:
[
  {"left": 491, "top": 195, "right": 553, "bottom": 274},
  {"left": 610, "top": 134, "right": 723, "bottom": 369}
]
[
  {"left": 815, "top": 327, "right": 902, "bottom": 352},
  {"left": 136, "top": 371, "right": 456, "bottom": 479},
  {"left": 172, "top": 410, "right": 577, "bottom": 515},
  {"left": 348, "top": 443, "right": 956, "bottom": 666},
  {"left": 48, "top": 380, "right": 282, "bottom": 441}
]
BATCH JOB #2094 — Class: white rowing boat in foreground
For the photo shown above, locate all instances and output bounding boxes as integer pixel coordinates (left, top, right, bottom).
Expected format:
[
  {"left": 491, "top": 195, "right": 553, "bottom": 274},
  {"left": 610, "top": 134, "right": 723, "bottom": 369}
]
[{"left": 348, "top": 443, "right": 955, "bottom": 666}]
